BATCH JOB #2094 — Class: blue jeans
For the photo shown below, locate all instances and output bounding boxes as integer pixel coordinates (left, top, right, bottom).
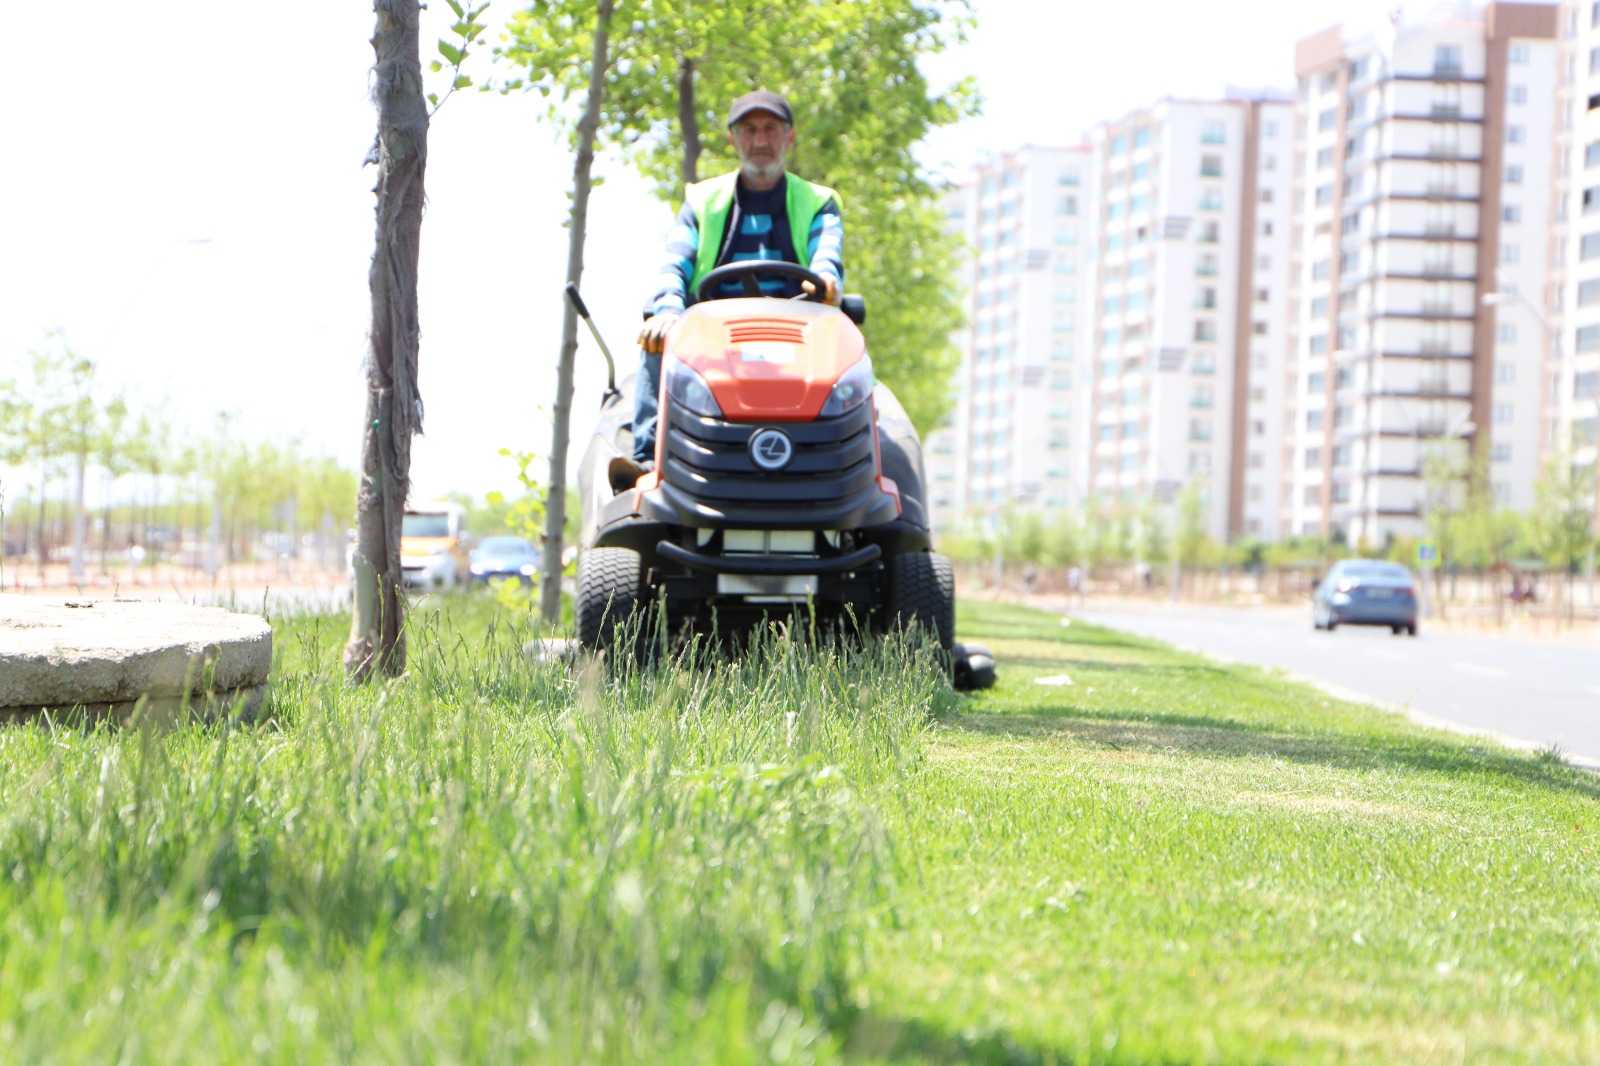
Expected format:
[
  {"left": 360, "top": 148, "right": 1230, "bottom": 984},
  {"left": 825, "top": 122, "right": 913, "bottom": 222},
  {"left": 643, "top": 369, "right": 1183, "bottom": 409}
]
[{"left": 631, "top": 348, "right": 661, "bottom": 463}]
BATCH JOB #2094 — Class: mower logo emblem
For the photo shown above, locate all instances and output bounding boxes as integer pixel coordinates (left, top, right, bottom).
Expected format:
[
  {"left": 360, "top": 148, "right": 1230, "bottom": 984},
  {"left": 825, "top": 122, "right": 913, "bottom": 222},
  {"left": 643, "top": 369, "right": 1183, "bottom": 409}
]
[{"left": 749, "top": 428, "right": 794, "bottom": 471}]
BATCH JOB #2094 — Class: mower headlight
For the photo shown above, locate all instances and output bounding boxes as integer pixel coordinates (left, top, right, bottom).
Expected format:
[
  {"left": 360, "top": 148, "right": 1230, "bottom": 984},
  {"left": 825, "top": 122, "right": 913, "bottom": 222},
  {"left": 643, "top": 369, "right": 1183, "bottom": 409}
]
[
  {"left": 664, "top": 359, "right": 723, "bottom": 418},
  {"left": 819, "top": 356, "right": 874, "bottom": 418}
]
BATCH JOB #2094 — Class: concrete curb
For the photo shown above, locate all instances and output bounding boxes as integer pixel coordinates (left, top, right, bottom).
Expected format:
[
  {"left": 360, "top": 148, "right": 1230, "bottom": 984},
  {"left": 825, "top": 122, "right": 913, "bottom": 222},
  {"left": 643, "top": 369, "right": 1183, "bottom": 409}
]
[{"left": 0, "top": 596, "right": 272, "bottom": 723}]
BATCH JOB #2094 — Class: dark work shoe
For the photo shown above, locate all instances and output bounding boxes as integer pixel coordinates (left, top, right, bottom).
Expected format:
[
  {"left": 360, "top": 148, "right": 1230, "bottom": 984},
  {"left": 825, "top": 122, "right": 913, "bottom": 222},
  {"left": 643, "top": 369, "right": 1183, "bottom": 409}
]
[{"left": 608, "top": 456, "right": 654, "bottom": 494}]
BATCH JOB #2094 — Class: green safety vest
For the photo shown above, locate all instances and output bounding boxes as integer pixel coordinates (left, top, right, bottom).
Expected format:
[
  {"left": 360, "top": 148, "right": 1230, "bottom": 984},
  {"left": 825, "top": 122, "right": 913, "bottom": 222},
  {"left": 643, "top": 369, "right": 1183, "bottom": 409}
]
[{"left": 685, "top": 170, "right": 840, "bottom": 296}]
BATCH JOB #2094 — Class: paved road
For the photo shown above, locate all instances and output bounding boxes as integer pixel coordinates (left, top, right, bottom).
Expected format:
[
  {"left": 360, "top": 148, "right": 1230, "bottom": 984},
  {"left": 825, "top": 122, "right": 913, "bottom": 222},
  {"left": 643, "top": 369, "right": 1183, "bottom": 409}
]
[{"left": 1075, "top": 604, "right": 1600, "bottom": 766}]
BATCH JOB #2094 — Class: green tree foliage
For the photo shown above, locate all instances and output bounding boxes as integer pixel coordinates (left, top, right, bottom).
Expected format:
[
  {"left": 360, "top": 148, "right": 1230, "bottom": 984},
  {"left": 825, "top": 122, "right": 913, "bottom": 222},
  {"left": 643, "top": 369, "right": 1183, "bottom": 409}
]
[
  {"left": 499, "top": 0, "right": 977, "bottom": 434},
  {"left": 1530, "top": 445, "right": 1597, "bottom": 586},
  {"left": 1041, "top": 510, "right": 1082, "bottom": 571},
  {"left": 1175, "top": 483, "right": 1211, "bottom": 570},
  {"left": 1138, "top": 502, "right": 1169, "bottom": 566}
]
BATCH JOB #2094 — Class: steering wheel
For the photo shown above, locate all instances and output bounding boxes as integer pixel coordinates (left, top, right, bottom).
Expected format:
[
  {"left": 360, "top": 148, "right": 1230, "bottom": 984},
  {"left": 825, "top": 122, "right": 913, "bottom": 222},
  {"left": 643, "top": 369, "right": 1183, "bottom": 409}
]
[{"left": 694, "top": 260, "right": 830, "bottom": 302}]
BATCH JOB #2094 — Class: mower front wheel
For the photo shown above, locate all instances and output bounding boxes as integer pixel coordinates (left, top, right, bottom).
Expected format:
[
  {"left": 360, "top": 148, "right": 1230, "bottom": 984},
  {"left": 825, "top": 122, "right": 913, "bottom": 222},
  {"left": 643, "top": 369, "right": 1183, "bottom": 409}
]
[
  {"left": 576, "top": 547, "right": 646, "bottom": 657},
  {"left": 886, "top": 551, "right": 956, "bottom": 658}
]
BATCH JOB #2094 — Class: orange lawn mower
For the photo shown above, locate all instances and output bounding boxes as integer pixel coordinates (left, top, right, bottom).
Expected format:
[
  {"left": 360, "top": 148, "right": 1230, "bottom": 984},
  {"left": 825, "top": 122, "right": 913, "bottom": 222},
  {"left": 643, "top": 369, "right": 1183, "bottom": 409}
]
[{"left": 565, "top": 264, "right": 994, "bottom": 689}]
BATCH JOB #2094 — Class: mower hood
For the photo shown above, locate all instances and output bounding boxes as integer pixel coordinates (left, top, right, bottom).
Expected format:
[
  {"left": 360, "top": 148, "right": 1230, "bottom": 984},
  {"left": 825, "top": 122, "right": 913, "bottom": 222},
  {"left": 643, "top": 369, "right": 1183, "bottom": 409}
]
[{"left": 667, "top": 298, "right": 867, "bottom": 422}]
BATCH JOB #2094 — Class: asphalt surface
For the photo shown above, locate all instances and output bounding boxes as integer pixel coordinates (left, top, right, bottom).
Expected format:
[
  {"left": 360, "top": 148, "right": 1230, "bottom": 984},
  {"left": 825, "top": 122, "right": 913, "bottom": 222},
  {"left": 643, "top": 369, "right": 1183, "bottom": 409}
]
[{"left": 1074, "top": 603, "right": 1600, "bottom": 766}]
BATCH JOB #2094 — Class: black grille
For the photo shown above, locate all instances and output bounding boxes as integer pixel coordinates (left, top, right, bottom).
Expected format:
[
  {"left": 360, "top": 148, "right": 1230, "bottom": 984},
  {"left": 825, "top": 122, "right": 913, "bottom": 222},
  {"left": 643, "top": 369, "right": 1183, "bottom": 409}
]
[{"left": 660, "top": 398, "right": 880, "bottom": 522}]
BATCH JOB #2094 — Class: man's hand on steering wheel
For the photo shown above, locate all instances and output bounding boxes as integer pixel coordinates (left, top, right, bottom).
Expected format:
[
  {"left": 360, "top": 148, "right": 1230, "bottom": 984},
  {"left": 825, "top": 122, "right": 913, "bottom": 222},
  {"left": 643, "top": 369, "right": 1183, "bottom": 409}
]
[
  {"left": 694, "top": 260, "right": 834, "bottom": 303},
  {"left": 800, "top": 276, "right": 841, "bottom": 306}
]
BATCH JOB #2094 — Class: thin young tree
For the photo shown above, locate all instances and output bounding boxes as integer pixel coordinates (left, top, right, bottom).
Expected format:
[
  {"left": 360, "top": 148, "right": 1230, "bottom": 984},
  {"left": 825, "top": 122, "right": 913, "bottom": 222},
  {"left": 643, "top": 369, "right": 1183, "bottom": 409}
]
[
  {"left": 537, "top": 0, "right": 614, "bottom": 627},
  {"left": 347, "top": 0, "right": 430, "bottom": 680}
]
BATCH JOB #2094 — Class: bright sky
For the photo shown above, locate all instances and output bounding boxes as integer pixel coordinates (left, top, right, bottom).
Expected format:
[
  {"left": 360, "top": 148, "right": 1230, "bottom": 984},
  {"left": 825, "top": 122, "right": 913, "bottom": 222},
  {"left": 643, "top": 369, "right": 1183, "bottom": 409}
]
[{"left": 1, "top": 0, "right": 1409, "bottom": 502}]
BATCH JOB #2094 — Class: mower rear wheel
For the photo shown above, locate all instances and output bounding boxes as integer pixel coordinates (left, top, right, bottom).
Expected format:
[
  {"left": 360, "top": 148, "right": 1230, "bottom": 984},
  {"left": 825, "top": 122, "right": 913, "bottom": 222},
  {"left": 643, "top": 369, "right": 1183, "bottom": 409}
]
[
  {"left": 886, "top": 551, "right": 956, "bottom": 658},
  {"left": 576, "top": 547, "right": 645, "bottom": 656}
]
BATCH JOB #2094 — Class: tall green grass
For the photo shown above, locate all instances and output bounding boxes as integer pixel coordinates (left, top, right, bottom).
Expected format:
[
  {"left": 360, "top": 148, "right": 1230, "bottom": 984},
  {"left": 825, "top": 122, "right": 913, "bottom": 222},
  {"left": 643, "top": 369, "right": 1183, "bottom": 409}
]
[{"left": 0, "top": 599, "right": 948, "bottom": 1063}]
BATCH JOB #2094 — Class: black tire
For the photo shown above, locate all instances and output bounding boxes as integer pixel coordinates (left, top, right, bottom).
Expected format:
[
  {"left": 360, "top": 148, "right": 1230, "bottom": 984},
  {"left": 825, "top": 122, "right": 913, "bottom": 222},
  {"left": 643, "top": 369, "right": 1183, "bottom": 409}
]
[
  {"left": 886, "top": 551, "right": 955, "bottom": 657},
  {"left": 575, "top": 547, "right": 645, "bottom": 654},
  {"left": 1407, "top": 624, "right": 1418, "bottom": 637},
  {"left": 1326, "top": 621, "right": 1338, "bottom": 632}
]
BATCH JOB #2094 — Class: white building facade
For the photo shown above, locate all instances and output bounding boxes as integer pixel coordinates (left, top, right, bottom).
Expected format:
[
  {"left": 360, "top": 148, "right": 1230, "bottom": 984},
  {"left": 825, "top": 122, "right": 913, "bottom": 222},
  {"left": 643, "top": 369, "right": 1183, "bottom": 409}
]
[
  {"left": 1550, "top": 0, "right": 1600, "bottom": 519},
  {"left": 931, "top": 146, "right": 1093, "bottom": 534},
  {"left": 1086, "top": 94, "right": 1296, "bottom": 541},
  {"left": 1286, "top": 4, "right": 1559, "bottom": 546}
]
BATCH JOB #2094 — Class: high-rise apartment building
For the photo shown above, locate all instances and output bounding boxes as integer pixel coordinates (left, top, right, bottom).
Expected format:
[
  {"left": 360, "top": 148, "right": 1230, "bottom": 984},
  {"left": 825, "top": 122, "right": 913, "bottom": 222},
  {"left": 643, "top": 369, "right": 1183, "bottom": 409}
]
[
  {"left": 1086, "top": 94, "right": 1295, "bottom": 540},
  {"left": 1286, "top": 4, "right": 1558, "bottom": 546},
  {"left": 930, "top": 145, "right": 1093, "bottom": 532},
  {"left": 1550, "top": 1, "right": 1600, "bottom": 517}
]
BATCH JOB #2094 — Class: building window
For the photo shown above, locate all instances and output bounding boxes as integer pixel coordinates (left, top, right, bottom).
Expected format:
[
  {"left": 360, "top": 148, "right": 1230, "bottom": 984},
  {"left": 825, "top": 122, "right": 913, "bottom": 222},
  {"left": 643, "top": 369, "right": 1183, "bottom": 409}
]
[
  {"left": 1201, "top": 120, "right": 1226, "bottom": 144},
  {"left": 1501, "top": 243, "right": 1520, "bottom": 264},
  {"left": 1491, "top": 442, "right": 1512, "bottom": 462},
  {"left": 1318, "top": 107, "right": 1337, "bottom": 131},
  {"left": 1264, "top": 120, "right": 1278, "bottom": 136},
  {"left": 1495, "top": 361, "right": 1515, "bottom": 382},
  {"left": 1200, "top": 154, "right": 1223, "bottom": 177},
  {"left": 1134, "top": 127, "right": 1152, "bottom": 149},
  {"left": 1497, "top": 323, "right": 1517, "bottom": 343},
  {"left": 1316, "top": 146, "right": 1335, "bottom": 168},
  {"left": 1507, "top": 125, "right": 1525, "bottom": 144},
  {"left": 1579, "top": 279, "right": 1600, "bottom": 306},
  {"left": 1493, "top": 403, "right": 1514, "bottom": 424},
  {"left": 1506, "top": 164, "right": 1525, "bottom": 184},
  {"left": 1111, "top": 135, "right": 1128, "bottom": 156},
  {"left": 1315, "top": 184, "right": 1334, "bottom": 206},
  {"left": 1581, "top": 232, "right": 1600, "bottom": 260},
  {"left": 1261, "top": 187, "right": 1275, "bottom": 203},
  {"left": 1510, "top": 42, "right": 1529, "bottom": 63},
  {"left": 1508, "top": 84, "right": 1528, "bottom": 105},
  {"left": 1435, "top": 44, "right": 1463, "bottom": 75},
  {"left": 1503, "top": 203, "right": 1521, "bottom": 224},
  {"left": 1576, "top": 324, "right": 1600, "bottom": 351}
]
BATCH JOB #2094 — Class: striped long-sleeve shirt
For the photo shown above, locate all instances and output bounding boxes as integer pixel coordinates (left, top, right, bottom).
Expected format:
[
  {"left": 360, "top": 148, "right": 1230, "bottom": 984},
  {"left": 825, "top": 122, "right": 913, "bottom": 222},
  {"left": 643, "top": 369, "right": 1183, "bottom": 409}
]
[{"left": 647, "top": 174, "right": 844, "bottom": 317}]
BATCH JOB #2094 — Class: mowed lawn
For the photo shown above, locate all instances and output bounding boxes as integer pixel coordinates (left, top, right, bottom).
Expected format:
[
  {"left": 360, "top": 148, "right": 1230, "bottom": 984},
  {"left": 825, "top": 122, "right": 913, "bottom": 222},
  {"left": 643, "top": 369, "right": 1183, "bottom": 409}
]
[
  {"left": 853, "top": 601, "right": 1600, "bottom": 1064},
  {"left": 1, "top": 597, "right": 1597, "bottom": 1063}
]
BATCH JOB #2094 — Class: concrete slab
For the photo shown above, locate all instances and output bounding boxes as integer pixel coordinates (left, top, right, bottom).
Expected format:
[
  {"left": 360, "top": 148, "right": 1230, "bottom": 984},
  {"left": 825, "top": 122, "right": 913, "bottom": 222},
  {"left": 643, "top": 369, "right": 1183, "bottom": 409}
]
[{"left": 0, "top": 596, "right": 272, "bottom": 723}]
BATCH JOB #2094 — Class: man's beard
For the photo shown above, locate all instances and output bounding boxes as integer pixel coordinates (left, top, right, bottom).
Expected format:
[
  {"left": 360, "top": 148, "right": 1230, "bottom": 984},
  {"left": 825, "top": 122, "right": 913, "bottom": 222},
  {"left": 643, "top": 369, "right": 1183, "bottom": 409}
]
[{"left": 739, "top": 149, "right": 786, "bottom": 183}]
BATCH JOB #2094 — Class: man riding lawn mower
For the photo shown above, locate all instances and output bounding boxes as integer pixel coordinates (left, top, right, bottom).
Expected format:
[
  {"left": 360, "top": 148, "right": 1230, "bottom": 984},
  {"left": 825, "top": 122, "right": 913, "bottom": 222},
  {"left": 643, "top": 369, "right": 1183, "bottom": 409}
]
[{"left": 567, "top": 91, "right": 993, "bottom": 689}]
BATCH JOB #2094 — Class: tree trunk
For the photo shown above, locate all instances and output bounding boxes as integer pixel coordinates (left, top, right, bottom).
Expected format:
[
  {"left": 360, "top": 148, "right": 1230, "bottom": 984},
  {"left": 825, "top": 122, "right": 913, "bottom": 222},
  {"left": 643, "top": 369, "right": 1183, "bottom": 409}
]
[
  {"left": 346, "top": 0, "right": 429, "bottom": 680},
  {"left": 539, "top": 0, "right": 614, "bottom": 627},
  {"left": 677, "top": 54, "right": 700, "bottom": 191}
]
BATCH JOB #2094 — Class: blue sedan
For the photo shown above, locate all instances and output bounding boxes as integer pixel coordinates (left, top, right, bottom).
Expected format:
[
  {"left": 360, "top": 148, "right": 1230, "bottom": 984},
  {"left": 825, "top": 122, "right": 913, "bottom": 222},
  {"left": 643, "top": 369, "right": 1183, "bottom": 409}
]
[
  {"left": 469, "top": 536, "right": 541, "bottom": 585},
  {"left": 1312, "top": 559, "right": 1419, "bottom": 636}
]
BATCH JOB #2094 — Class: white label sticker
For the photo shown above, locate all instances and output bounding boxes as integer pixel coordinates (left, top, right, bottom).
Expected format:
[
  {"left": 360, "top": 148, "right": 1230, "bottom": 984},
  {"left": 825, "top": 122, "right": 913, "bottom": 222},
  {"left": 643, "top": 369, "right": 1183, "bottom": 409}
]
[{"left": 737, "top": 342, "right": 798, "bottom": 364}]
